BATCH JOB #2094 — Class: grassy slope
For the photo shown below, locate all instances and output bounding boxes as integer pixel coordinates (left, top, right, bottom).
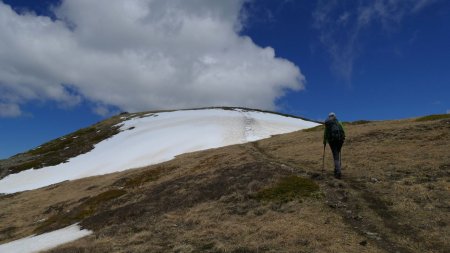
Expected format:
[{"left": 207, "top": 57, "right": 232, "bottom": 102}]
[{"left": 0, "top": 115, "right": 448, "bottom": 252}]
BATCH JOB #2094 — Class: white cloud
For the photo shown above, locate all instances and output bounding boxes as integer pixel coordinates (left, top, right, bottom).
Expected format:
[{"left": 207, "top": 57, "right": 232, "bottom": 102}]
[
  {"left": 0, "top": 0, "right": 304, "bottom": 117},
  {"left": 92, "top": 105, "right": 114, "bottom": 117},
  {"left": 0, "top": 103, "right": 21, "bottom": 117},
  {"left": 313, "top": 0, "right": 438, "bottom": 82},
  {"left": 413, "top": 0, "right": 438, "bottom": 13}
]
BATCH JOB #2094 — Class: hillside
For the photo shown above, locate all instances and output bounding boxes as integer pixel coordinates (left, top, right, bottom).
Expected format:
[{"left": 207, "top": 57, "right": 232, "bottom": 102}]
[
  {"left": 0, "top": 107, "right": 318, "bottom": 193},
  {"left": 0, "top": 112, "right": 449, "bottom": 252}
]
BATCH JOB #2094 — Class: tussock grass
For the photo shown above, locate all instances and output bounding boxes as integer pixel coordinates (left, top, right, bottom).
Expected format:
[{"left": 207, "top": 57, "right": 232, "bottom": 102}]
[
  {"left": 0, "top": 226, "right": 17, "bottom": 241},
  {"left": 254, "top": 175, "right": 319, "bottom": 202},
  {"left": 302, "top": 124, "right": 324, "bottom": 132},
  {"left": 113, "top": 168, "right": 163, "bottom": 188},
  {"left": 230, "top": 246, "right": 257, "bottom": 253}
]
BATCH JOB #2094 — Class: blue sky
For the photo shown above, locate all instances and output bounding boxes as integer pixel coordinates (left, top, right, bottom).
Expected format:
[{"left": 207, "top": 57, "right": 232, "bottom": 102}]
[{"left": 0, "top": 0, "right": 449, "bottom": 159}]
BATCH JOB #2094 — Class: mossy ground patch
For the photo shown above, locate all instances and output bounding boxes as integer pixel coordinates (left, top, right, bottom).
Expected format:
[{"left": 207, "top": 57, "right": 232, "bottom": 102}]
[
  {"left": 254, "top": 175, "right": 320, "bottom": 203},
  {"left": 34, "top": 189, "right": 126, "bottom": 234}
]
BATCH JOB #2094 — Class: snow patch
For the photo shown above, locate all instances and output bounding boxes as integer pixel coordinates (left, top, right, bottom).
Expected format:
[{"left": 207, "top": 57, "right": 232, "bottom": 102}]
[
  {"left": 0, "top": 109, "right": 319, "bottom": 194},
  {"left": 0, "top": 224, "right": 91, "bottom": 253}
]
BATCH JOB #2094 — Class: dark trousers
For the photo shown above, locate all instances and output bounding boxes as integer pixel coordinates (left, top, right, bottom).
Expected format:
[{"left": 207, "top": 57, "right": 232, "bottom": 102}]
[{"left": 329, "top": 140, "right": 344, "bottom": 174}]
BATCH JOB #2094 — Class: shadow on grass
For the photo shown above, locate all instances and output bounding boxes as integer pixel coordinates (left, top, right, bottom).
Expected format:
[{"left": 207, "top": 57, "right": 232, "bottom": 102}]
[{"left": 253, "top": 175, "right": 320, "bottom": 203}]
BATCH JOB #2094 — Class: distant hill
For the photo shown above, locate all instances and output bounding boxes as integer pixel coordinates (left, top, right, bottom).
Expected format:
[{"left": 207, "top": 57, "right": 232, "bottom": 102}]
[{"left": 0, "top": 107, "right": 319, "bottom": 193}]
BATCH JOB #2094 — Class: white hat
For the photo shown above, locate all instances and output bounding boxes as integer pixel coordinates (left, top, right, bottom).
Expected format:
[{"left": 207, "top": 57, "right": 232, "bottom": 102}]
[{"left": 328, "top": 112, "right": 336, "bottom": 117}]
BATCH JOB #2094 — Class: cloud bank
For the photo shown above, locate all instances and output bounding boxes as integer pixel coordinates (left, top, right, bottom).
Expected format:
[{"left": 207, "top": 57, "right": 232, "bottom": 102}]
[
  {"left": 313, "top": 0, "right": 438, "bottom": 82},
  {"left": 0, "top": 0, "right": 304, "bottom": 117}
]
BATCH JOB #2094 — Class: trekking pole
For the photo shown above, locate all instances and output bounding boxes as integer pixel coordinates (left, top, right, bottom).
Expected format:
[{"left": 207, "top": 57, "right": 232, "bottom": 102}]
[{"left": 322, "top": 143, "right": 326, "bottom": 174}]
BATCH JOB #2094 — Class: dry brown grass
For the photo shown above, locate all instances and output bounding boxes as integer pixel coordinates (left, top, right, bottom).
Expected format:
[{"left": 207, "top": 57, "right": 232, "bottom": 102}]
[
  {"left": 0, "top": 116, "right": 449, "bottom": 252},
  {"left": 254, "top": 117, "right": 450, "bottom": 253}
]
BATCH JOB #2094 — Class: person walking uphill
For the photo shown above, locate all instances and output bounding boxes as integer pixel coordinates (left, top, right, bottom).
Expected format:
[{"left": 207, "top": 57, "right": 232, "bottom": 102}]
[{"left": 323, "top": 112, "right": 346, "bottom": 179}]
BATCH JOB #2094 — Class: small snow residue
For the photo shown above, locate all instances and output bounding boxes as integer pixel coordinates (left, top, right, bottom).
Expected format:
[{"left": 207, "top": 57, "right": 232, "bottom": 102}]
[
  {"left": 0, "top": 109, "right": 319, "bottom": 194},
  {"left": 35, "top": 218, "right": 47, "bottom": 223},
  {"left": 72, "top": 136, "right": 78, "bottom": 139},
  {"left": 0, "top": 224, "right": 91, "bottom": 253}
]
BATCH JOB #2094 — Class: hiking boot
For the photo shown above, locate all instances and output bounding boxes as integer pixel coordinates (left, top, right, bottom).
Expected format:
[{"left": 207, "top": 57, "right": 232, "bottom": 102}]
[{"left": 334, "top": 171, "right": 341, "bottom": 179}]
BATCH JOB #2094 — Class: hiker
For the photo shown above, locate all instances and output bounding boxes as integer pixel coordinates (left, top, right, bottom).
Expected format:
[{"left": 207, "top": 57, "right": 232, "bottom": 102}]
[{"left": 323, "top": 112, "right": 346, "bottom": 179}]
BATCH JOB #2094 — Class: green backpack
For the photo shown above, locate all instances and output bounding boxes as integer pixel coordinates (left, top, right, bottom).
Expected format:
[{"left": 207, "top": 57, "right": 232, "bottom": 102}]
[{"left": 325, "top": 119, "right": 345, "bottom": 142}]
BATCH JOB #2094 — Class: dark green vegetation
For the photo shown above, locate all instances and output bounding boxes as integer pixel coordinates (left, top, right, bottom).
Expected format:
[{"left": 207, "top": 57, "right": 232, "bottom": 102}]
[
  {"left": 113, "top": 167, "right": 164, "bottom": 188},
  {"left": 254, "top": 175, "right": 320, "bottom": 203},
  {"left": 344, "top": 120, "right": 372, "bottom": 125},
  {"left": 35, "top": 189, "right": 127, "bottom": 234},
  {"left": 8, "top": 126, "right": 117, "bottom": 174},
  {"left": 416, "top": 113, "right": 450, "bottom": 122},
  {"left": 0, "top": 115, "right": 128, "bottom": 179},
  {"left": 0, "top": 226, "right": 16, "bottom": 242}
]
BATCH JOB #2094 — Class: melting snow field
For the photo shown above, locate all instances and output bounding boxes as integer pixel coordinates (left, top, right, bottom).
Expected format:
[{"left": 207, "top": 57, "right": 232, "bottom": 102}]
[
  {"left": 0, "top": 224, "right": 91, "bottom": 253},
  {"left": 0, "top": 109, "right": 319, "bottom": 194}
]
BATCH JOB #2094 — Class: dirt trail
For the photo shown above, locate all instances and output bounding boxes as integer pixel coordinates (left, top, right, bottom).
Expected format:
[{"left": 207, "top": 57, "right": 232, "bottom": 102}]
[
  {"left": 249, "top": 141, "right": 414, "bottom": 253},
  {"left": 251, "top": 117, "right": 450, "bottom": 253}
]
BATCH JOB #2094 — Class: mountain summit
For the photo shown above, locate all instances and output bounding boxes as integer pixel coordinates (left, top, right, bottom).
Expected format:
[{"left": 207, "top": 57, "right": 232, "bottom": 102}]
[{"left": 0, "top": 107, "right": 319, "bottom": 194}]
